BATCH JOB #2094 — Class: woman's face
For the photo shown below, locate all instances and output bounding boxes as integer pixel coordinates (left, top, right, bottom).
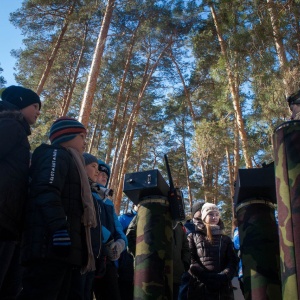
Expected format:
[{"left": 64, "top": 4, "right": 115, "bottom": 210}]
[{"left": 204, "top": 211, "right": 220, "bottom": 225}]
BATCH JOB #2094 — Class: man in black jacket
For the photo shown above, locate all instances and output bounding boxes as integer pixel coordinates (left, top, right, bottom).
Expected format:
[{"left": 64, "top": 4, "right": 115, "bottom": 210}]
[{"left": 0, "top": 85, "right": 41, "bottom": 299}]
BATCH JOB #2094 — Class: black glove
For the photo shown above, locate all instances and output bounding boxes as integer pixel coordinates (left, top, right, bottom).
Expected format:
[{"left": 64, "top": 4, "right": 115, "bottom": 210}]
[
  {"left": 190, "top": 264, "right": 212, "bottom": 284},
  {"left": 52, "top": 229, "right": 71, "bottom": 257}
]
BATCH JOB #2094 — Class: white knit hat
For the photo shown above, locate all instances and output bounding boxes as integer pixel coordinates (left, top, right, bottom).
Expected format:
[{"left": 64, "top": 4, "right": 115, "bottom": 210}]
[{"left": 201, "top": 203, "right": 219, "bottom": 221}]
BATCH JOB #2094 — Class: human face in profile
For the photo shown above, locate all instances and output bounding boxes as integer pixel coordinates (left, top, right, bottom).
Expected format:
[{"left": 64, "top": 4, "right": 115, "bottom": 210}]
[
  {"left": 97, "top": 171, "right": 108, "bottom": 186},
  {"left": 61, "top": 133, "right": 87, "bottom": 154},
  {"left": 86, "top": 162, "right": 99, "bottom": 182},
  {"left": 21, "top": 103, "right": 40, "bottom": 125}
]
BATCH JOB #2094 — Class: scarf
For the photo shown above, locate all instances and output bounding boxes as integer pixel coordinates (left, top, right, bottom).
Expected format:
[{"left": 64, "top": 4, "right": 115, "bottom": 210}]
[
  {"left": 209, "top": 224, "right": 224, "bottom": 236},
  {"left": 67, "top": 147, "right": 97, "bottom": 274}
]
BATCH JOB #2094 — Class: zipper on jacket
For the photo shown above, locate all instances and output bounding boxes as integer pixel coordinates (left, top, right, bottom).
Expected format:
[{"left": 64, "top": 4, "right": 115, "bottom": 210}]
[{"left": 96, "top": 200, "right": 102, "bottom": 259}]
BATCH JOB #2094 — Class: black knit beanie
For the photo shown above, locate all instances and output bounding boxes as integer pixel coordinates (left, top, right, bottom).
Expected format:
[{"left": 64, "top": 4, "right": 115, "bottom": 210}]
[
  {"left": 191, "top": 202, "right": 205, "bottom": 218},
  {"left": 287, "top": 89, "right": 300, "bottom": 106},
  {"left": 1, "top": 85, "right": 41, "bottom": 110}
]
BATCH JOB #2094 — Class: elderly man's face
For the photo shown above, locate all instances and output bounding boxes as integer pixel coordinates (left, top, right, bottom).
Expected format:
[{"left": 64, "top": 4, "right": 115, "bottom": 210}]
[{"left": 290, "top": 103, "right": 300, "bottom": 120}]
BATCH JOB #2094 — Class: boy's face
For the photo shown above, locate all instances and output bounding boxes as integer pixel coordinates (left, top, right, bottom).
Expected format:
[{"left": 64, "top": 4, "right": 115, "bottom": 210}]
[
  {"left": 61, "top": 133, "right": 86, "bottom": 154},
  {"left": 85, "top": 162, "right": 99, "bottom": 182},
  {"left": 21, "top": 103, "right": 40, "bottom": 125},
  {"left": 97, "top": 171, "right": 108, "bottom": 186}
]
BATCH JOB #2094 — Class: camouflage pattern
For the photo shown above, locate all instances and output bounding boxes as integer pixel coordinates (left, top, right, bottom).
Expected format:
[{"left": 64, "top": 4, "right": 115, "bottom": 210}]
[
  {"left": 236, "top": 201, "right": 281, "bottom": 300},
  {"left": 273, "top": 120, "right": 300, "bottom": 299},
  {"left": 134, "top": 197, "right": 173, "bottom": 300}
]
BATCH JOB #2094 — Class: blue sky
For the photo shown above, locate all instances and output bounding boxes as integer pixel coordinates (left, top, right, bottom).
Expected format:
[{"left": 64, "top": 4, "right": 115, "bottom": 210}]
[{"left": 0, "top": 1, "right": 23, "bottom": 86}]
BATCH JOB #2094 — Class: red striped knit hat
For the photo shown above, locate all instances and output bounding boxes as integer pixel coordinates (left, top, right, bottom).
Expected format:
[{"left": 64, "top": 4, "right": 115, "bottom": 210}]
[{"left": 49, "top": 117, "right": 86, "bottom": 145}]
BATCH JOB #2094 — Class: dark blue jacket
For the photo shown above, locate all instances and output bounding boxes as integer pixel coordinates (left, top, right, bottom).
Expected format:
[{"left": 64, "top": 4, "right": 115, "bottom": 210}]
[
  {"left": 21, "top": 144, "right": 86, "bottom": 267},
  {"left": 93, "top": 188, "right": 127, "bottom": 255}
]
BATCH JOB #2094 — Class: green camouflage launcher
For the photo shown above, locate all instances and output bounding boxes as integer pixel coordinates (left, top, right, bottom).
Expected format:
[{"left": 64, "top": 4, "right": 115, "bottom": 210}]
[
  {"left": 234, "top": 167, "right": 282, "bottom": 300},
  {"left": 273, "top": 120, "right": 300, "bottom": 299},
  {"left": 236, "top": 201, "right": 281, "bottom": 300},
  {"left": 134, "top": 197, "right": 173, "bottom": 300}
]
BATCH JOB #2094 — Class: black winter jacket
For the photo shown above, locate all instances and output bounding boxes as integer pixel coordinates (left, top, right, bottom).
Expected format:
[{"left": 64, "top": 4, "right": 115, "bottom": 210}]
[
  {"left": 0, "top": 105, "right": 31, "bottom": 241},
  {"left": 173, "top": 221, "right": 190, "bottom": 284},
  {"left": 187, "top": 220, "right": 238, "bottom": 300},
  {"left": 21, "top": 144, "right": 86, "bottom": 267}
]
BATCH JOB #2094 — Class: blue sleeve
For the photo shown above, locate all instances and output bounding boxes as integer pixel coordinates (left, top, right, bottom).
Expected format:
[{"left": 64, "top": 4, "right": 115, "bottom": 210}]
[
  {"left": 114, "top": 210, "right": 128, "bottom": 248},
  {"left": 233, "top": 228, "right": 240, "bottom": 250},
  {"left": 118, "top": 214, "right": 127, "bottom": 231}
]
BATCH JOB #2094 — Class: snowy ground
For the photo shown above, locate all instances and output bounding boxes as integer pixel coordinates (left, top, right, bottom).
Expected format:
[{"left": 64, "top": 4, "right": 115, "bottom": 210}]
[{"left": 232, "top": 277, "right": 244, "bottom": 300}]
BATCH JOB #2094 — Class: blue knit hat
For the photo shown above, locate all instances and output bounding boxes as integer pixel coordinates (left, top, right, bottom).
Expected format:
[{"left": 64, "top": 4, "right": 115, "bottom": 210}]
[
  {"left": 83, "top": 153, "right": 98, "bottom": 166},
  {"left": 1, "top": 85, "right": 41, "bottom": 110},
  {"left": 49, "top": 117, "right": 86, "bottom": 145}
]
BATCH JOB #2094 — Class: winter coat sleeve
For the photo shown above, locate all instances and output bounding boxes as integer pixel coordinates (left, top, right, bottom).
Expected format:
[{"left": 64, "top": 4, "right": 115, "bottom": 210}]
[
  {"left": 233, "top": 227, "right": 240, "bottom": 250},
  {"left": 113, "top": 209, "right": 128, "bottom": 248},
  {"left": 126, "top": 215, "right": 138, "bottom": 257},
  {"left": 221, "top": 236, "right": 239, "bottom": 279},
  {"left": 187, "top": 232, "right": 201, "bottom": 265},
  {"left": 181, "top": 227, "right": 191, "bottom": 271},
  {"left": 0, "top": 118, "right": 23, "bottom": 159},
  {"left": 30, "top": 147, "right": 70, "bottom": 233}
]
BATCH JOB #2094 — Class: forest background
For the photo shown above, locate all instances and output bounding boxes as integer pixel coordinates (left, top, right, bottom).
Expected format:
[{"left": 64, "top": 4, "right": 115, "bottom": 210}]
[{"left": 0, "top": 0, "right": 298, "bottom": 232}]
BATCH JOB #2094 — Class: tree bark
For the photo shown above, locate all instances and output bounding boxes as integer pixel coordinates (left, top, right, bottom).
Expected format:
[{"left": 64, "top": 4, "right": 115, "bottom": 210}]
[
  {"left": 170, "top": 51, "right": 196, "bottom": 121},
  {"left": 110, "top": 38, "right": 174, "bottom": 209},
  {"left": 36, "top": 2, "right": 75, "bottom": 95},
  {"left": 79, "top": 0, "right": 116, "bottom": 127},
  {"left": 210, "top": 4, "right": 253, "bottom": 168},
  {"left": 105, "top": 22, "right": 141, "bottom": 163},
  {"left": 61, "top": 22, "right": 89, "bottom": 116},
  {"left": 266, "top": 0, "right": 293, "bottom": 96}
]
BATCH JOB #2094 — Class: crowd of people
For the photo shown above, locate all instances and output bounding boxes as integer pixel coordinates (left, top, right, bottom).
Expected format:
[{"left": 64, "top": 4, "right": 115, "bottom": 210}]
[{"left": 0, "top": 84, "right": 299, "bottom": 299}]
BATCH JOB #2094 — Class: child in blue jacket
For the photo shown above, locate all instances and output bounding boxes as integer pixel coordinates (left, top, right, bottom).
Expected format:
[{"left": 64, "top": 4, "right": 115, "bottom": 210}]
[{"left": 92, "top": 159, "right": 127, "bottom": 300}]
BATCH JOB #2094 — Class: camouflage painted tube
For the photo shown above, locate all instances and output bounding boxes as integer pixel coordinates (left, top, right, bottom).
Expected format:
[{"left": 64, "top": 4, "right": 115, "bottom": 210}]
[
  {"left": 236, "top": 200, "right": 281, "bottom": 300},
  {"left": 273, "top": 120, "right": 300, "bottom": 299},
  {"left": 134, "top": 197, "right": 173, "bottom": 300}
]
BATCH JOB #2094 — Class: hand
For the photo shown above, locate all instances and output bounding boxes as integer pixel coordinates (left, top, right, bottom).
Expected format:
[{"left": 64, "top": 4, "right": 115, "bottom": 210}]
[
  {"left": 52, "top": 229, "right": 71, "bottom": 257},
  {"left": 190, "top": 263, "right": 206, "bottom": 280},
  {"left": 106, "top": 239, "right": 125, "bottom": 261}
]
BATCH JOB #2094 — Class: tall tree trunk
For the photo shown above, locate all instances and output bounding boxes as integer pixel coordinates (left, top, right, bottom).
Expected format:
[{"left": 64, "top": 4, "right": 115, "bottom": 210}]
[
  {"left": 170, "top": 52, "right": 196, "bottom": 121},
  {"left": 266, "top": 0, "right": 293, "bottom": 96},
  {"left": 233, "top": 120, "right": 240, "bottom": 180},
  {"left": 36, "top": 3, "right": 75, "bottom": 95},
  {"left": 225, "top": 146, "right": 235, "bottom": 212},
  {"left": 79, "top": 0, "right": 116, "bottom": 127},
  {"left": 105, "top": 22, "right": 141, "bottom": 163},
  {"left": 210, "top": 4, "right": 253, "bottom": 168},
  {"left": 199, "top": 157, "right": 208, "bottom": 202},
  {"left": 109, "top": 88, "right": 132, "bottom": 187},
  {"left": 61, "top": 22, "right": 89, "bottom": 116},
  {"left": 111, "top": 38, "right": 173, "bottom": 211},
  {"left": 114, "top": 116, "right": 138, "bottom": 214},
  {"left": 88, "top": 113, "right": 101, "bottom": 153},
  {"left": 183, "top": 142, "right": 193, "bottom": 209}
]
